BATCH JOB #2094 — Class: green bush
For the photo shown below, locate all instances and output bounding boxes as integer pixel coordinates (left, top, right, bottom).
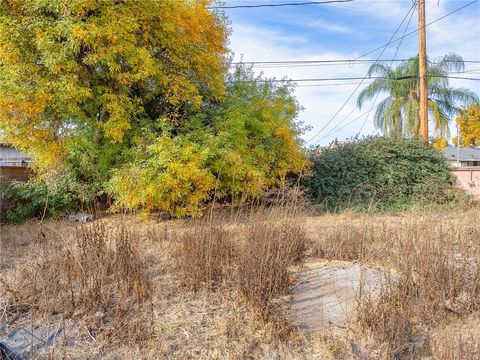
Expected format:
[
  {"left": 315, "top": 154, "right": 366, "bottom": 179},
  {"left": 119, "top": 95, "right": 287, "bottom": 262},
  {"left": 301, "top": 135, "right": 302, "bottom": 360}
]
[
  {"left": 303, "top": 136, "right": 464, "bottom": 211},
  {"left": 0, "top": 174, "right": 80, "bottom": 224}
]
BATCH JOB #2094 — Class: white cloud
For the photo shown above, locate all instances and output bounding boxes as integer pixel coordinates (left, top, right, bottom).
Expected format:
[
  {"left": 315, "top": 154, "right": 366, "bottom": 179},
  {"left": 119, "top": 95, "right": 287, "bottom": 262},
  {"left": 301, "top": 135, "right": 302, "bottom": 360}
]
[
  {"left": 228, "top": 0, "right": 480, "bottom": 146},
  {"left": 303, "top": 19, "right": 352, "bottom": 34},
  {"left": 230, "top": 22, "right": 377, "bottom": 145}
]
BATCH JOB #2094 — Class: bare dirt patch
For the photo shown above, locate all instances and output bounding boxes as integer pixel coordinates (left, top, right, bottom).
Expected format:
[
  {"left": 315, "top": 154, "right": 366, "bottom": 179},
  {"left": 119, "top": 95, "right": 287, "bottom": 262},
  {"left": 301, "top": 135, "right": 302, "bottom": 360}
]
[{"left": 290, "top": 260, "right": 397, "bottom": 332}]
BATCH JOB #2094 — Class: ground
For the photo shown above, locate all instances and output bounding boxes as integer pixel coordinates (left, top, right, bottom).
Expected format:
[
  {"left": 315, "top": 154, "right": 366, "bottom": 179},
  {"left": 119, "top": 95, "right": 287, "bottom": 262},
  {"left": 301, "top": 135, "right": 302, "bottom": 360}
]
[{"left": 1, "top": 208, "right": 479, "bottom": 359}]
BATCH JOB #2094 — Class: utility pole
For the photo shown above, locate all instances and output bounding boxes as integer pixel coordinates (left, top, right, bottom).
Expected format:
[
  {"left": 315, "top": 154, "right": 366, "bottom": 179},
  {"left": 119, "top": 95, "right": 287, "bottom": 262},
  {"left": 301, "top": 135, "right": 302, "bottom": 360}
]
[{"left": 418, "top": 0, "right": 429, "bottom": 142}]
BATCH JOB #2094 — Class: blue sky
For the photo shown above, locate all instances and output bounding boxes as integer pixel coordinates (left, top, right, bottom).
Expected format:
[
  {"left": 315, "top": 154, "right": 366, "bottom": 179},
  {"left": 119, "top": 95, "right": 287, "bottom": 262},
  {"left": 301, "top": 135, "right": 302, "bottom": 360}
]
[{"left": 224, "top": 0, "right": 480, "bottom": 146}]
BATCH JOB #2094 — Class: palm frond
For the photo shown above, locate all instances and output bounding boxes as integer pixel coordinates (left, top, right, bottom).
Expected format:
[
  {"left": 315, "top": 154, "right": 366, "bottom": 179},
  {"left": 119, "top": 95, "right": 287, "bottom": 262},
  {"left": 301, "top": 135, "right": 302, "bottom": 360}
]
[
  {"left": 428, "top": 100, "right": 451, "bottom": 138},
  {"left": 374, "top": 97, "right": 393, "bottom": 132},
  {"left": 433, "top": 53, "right": 465, "bottom": 73},
  {"left": 357, "top": 80, "right": 390, "bottom": 109}
]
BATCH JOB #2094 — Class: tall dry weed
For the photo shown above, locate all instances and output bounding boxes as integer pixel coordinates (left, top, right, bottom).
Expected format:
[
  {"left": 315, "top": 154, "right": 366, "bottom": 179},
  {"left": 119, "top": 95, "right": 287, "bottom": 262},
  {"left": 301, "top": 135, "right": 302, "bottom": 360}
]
[
  {"left": 176, "top": 224, "right": 234, "bottom": 290},
  {"left": 0, "top": 223, "right": 152, "bottom": 341},
  {"left": 174, "top": 205, "right": 308, "bottom": 321},
  {"left": 236, "top": 219, "right": 307, "bottom": 319},
  {"left": 313, "top": 214, "right": 480, "bottom": 358}
]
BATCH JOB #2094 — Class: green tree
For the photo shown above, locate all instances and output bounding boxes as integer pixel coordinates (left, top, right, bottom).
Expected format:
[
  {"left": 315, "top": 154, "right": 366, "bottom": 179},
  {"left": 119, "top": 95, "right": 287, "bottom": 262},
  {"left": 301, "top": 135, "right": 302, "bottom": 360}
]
[
  {"left": 203, "top": 66, "right": 307, "bottom": 199},
  {"left": 0, "top": 1, "right": 308, "bottom": 219},
  {"left": 107, "top": 66, "right": 308, "bottom": 216},
  {"left": 357, "top": 54, "right": 478, "bottom": 138}
]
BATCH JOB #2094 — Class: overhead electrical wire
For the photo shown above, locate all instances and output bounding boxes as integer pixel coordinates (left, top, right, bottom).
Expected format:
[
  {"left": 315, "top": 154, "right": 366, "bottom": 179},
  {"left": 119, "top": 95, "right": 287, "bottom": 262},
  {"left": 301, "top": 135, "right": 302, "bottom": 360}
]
[
  {"left": 353, "top": 0, "right": 479, "bottom": 60},
  {"left": 355, "top": 0, "right": 417, "bottom": 137},
  {"left": 229, "top": 1, "right": 479, "bottom": 69},
  {"left": 232, "top": 75, "right": 480, "bottom": 84},
  {"left": 209, "top": 0, "right": 353, "bottom": 10},
  {"left": 317, "top": 103, "right": 383, "bottom": 140},
  {"left": 295, "top": 81, "right": 375, "bottom": 87},
  {"left": 231, "top": 59, "right": 480, "bottom": 68},
  {"left": 289, "top": 73, "right": 480, "bottom": 88},
  {"left": 304, "top": 0, "right": 479, "bottom": 144},
  {"left": 232, "top": 59, "right": 411, "bottom": 66},
  {"left": 215, "top": 0, "right": 480, "bottom": 143},
  {"left": 304, "top": 1, "right": 418, "bottom": 144}
]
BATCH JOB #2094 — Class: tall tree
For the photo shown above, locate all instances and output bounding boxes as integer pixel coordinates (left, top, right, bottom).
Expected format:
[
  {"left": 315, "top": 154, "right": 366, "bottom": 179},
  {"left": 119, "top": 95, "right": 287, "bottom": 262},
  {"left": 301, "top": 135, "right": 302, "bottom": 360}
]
[
  {"left": 0, "top": 0, "right": 227, "bottom": 172},
  {"left": 107, "top": 66, "right": 308, "bottom": 216},
  {"left": 455, "top": 103, "right": 480, "bottom": 147},
  {"left": 357, "top": 54, "right": 478, "bottom": 139}
]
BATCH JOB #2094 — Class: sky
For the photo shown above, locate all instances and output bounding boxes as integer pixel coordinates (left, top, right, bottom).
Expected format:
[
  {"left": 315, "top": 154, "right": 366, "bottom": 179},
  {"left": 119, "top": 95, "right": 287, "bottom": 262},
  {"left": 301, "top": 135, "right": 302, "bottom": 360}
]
[{"left": 223, "top": 0, "right": 480, "bottom": 146}]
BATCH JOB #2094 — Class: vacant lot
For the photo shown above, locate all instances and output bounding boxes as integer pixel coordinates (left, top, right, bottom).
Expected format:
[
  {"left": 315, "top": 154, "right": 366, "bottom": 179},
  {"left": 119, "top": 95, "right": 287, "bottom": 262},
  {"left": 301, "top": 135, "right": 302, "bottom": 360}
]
[{"left": 1, "top": 207, "right": 479, "bottom": 359}]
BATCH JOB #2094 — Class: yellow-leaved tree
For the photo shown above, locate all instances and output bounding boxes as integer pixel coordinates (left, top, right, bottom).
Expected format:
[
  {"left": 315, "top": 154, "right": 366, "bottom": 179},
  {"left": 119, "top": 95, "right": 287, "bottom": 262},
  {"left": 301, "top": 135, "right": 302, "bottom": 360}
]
[
  {"left": 1, "top": 1, "right": 308, "bottom": 218},
  {"left": 455, "top": 103, "right": 480, "bottom": 147},
  {"left": 107, "top": 66, "right": 308, "bottom": 216},
  {"left": 0, "top": 0, "right": 227, "bottom": 172}
]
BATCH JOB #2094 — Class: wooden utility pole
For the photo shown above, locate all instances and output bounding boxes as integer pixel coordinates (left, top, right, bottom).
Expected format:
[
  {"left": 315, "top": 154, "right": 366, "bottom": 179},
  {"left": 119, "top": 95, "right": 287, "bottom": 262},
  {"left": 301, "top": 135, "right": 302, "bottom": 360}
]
[{"left": 418, "top": 0, "right": 429, "bottom": 142}]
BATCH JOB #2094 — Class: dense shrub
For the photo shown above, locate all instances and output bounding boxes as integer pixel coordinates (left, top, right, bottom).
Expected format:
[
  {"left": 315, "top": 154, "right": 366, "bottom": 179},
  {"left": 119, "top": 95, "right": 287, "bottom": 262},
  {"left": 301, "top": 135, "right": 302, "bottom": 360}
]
[
  {"left": 0, "top": 174, "right": 80, "bottom": 224},
  {"left": 107, "top": 67, "right": 307, "bottom": 217},
  {"left": 303, "top": 136, "right": 464, "bottom": 211}
]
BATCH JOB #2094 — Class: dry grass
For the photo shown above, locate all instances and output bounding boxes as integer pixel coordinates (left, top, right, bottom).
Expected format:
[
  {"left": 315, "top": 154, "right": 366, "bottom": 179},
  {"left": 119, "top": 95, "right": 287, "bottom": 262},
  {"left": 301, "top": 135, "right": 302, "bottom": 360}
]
[
  {"left": 1, "top": 223, "right": 153, "bottom": 347},
  {"left": 308, "top": 210, "right": 480, "bottom": 359},
  {"left": 174, "top": 206, "right": 308, "bottom": 321},
  {"left": 236, "top": 217, "right": 307, "bottom": 320},
  {"left": 175, "top": 224, "right": 235, "bottom": 291},
  {"left": 1, "top": 206, "right": 479, "bottom": 359}
]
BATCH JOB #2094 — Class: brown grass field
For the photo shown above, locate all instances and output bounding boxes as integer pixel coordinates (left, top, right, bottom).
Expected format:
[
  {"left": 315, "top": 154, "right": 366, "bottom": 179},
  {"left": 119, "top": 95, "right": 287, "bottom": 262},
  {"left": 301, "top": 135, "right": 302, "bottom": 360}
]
[{"left": 1, "top": 205, "right": 479, "bottom": 359}]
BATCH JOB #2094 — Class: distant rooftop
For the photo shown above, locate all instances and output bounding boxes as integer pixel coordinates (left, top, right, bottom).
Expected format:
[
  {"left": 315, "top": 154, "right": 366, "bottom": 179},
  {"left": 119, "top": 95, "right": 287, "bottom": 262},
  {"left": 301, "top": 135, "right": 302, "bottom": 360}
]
[
  {"left": 444, "top": 146, "right": 480, "bottom": 162},
  {"left": 0, "top": 144, "right": 31, "bottom": 167}
]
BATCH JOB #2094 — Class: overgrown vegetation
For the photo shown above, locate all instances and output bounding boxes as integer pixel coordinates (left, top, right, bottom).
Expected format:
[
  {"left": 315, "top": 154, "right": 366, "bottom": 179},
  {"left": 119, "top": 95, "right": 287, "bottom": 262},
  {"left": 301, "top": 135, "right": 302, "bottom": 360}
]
[
  {"left": 0, "top": 175, "right": 80, "bottom": 224},
  {"left": 175, "top": 207, "right": 308, "bottom": 320},
  {"left": 0, "top": 1, "right": 306, "bottom": 219},
  {"left": 2, "top": 208, "right": 479, "bottom": 358},
  {"left": 312, "top": 211, "right": 480, "bottom": 359},
  {"left": 0, "top": 204, "right": 315, "bottom": 358},
  {"left": 303, "top": 136, "right": 465, "bottom": 211},
  {"left": 1, "top": 223, "right": 152, "bottom": 345},
  {"left": 106, "top": 67, "right": 307, "bottom": 217}
]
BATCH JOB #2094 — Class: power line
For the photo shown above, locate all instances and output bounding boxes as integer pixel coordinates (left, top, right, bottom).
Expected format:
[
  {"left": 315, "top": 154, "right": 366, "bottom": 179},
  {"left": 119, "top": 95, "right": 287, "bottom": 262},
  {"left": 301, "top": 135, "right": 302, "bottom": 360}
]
[
  {"left": 436, "top": 75, "right": 480, "bottom": 81},
  {"left": 231, "top": 59, "right": 480, "bottom": 67},
  {"left": 232, "top": 75, "right": 480, "bottom": 84},
  {"left": 296, "top": 81, "right": 375, "bottom": 87},
  {"left": 228, "top": 1, "right": 478, "bottom": 68},
  {"left": 305, "top": 0, "right": 479, "bottom": 144},
  {"left": 356, "top": 0, "right": 416, "bottom": 137},
  {"left": 233, "top": 59, "right": 410, "bottom": 66},
  {"left": 312, "top": 75, "right": 480, "bottom": 142},
  {"left": 209, "top": 0, "right": 353, "bottom": 10},
  {"left": 354, "top": 0, "right": 479, "bottom": 60},
  {"left": 304, "top": 1, "right": 418, "bottom": 144},
  {"left": 293, "top": 73, "right": 480, "bottom": 87},
  {"left": 315, "top": 103, "right": 383, "bottom": 142}
]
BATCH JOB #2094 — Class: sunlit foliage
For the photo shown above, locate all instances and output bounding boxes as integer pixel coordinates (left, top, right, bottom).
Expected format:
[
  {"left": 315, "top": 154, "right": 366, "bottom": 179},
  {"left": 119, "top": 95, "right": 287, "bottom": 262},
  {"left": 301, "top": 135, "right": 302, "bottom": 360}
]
[
  {"left": 0, "top": 1, "right": 307, "bottom": 217},
  {"left": 0, "top": 0, "right": 227, "bottom": 173},
  {"left": 108, "top": 67, "right": 308, "bottom": 216},
  {"left": 455, "top": 103, "right": 480, "bottom": 147}
]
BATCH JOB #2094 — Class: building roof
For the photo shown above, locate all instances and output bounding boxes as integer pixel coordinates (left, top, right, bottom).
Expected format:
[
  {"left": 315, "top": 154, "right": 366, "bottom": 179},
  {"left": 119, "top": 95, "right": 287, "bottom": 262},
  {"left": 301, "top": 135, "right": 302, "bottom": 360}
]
[
  {"left": 0, "top": 145, "right": 31, "bottom": 167},
  {"left": 444, "top": 146, "right": 480, "bottom": 162}
]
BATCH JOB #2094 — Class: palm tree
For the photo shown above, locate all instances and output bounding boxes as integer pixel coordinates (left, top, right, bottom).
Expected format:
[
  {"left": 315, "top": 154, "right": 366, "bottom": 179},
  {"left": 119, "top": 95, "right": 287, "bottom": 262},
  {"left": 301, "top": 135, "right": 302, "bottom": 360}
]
[{"left": 357, "top": 53, "right": 478, "bottom": 139}]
